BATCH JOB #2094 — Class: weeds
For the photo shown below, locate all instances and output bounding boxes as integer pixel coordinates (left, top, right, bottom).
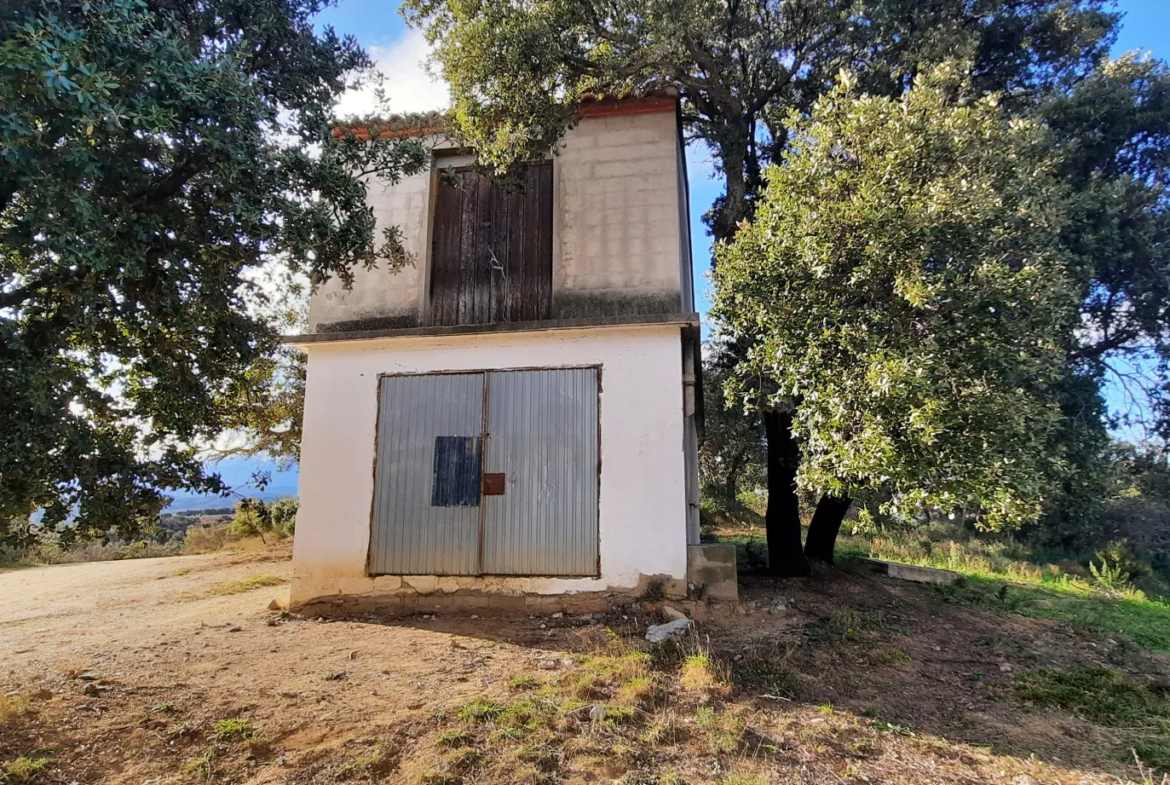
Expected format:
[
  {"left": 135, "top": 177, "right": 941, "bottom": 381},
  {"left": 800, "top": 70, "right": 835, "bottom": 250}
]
[
  {"left": 181, "top": 749, "right": 215, "bottom": 781},
  {"left": 210, "top": 574, "right": 285, "bottom": 595},
  {"left": 870, "top": 719, "right": 915, "bottom": 736},
  {"left": 212, "top": 718, "right": 257, "bottom": 742},
  {"left": 508, "top": 675, "right": 539, "bottom": 691},
  {"left": 1015, "top": 667, "right": 1170, "bottom": 769},
  {"left": 679, "top": 652, "right": 727, "bottom": 693},
  {"left": 435, "top": 729, "right": 474, "bottom": 748},
  {"left": 0, "top": 694, "right": 29, "bottom": 727},
  {"left": 0, "top": 756, "right": 48, "bottom": 783},
  {"left": 456, "top": 697, "right": 505, "bottom": 723},
  {"left": 694, "top": 705, "right": 744, "bottom": 755},
  {"left": 335, "top": 752, "right": 382, "bottom": 781},
  {"left": 804, "top": 609, "right": 877, "bottom": 643},
  {"left": 730, "top": 645, "right": 799, "bottom": 699}
]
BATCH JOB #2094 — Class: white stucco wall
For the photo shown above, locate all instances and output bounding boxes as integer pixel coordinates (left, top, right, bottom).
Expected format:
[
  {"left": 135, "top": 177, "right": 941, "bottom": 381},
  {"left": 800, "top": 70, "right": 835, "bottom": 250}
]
[
  {"left": 290, "top": 324, "right": 689, "bottom": 606},
  {"left": 307, "top": 108, "right": 687, "bottom": 332}
]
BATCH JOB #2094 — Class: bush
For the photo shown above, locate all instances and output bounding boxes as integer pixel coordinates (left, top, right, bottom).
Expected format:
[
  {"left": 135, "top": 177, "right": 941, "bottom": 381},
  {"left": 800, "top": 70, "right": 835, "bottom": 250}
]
[
  {"left": 270, "top": 497, "right": 299, "bottom": 536},
  {"left": 16, "top": 534, "right": 181, "bottom": 565},
  {"left": 182, "top": 524, "right": 234, "bottom": 554}
]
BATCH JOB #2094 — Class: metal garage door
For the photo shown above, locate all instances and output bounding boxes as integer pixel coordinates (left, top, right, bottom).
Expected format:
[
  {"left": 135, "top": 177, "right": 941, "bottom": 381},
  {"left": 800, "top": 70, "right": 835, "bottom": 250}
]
[
  {"left": 369, "top": 368, "right": 599, "bottom": 577},
  {"left": 368, "top": 373, "right": 484, "bottom": 575}
]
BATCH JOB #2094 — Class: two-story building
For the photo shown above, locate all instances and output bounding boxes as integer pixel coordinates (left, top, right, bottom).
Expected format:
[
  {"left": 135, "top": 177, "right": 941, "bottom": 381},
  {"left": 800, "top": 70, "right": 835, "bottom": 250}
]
[{"left": 288, "top": 94, "right": 736, "bottom": 611}]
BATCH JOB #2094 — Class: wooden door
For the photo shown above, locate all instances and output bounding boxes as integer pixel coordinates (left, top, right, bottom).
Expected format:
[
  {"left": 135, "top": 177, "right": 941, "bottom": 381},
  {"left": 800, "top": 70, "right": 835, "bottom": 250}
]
[{"left": 429, "top": 162, "right": 553, "bottom": 326}]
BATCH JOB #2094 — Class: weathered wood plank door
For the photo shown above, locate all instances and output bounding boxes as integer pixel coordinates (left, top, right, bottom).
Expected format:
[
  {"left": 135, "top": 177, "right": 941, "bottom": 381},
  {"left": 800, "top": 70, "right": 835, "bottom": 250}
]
[{"left": 429, "top": 162, "right": 553, "bottom": 326}]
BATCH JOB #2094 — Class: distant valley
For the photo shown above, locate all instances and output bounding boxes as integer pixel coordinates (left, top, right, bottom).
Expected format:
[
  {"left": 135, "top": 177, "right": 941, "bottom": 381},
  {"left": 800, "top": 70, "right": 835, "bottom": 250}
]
[{"left": 164, "top": 457, "right": 299, "bottom": 512}]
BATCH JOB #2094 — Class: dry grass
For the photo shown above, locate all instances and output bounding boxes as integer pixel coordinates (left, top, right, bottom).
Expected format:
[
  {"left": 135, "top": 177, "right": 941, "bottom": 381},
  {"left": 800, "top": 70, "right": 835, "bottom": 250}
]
[
  {"left": 209, "top": 574, "right": 285, "bottom": 595},
  {"left": 0, "top": 694, "right": 29, "bottom": 728},
  {"left": 182, "top": 524, "right": 234, "bottom": 554}
]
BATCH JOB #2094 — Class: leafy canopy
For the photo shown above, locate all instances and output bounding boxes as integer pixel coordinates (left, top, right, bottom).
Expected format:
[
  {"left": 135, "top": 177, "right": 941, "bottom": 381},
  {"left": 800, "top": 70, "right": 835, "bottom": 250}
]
[
  {"left": 0, "top": 0, "right": 426, "bottom": 546},
  {"left": 713, "top": 69, "right": 1085, "bottom": 528},
  {"left": 406, "top": 0, "right": 1117, "bottom": 238}
]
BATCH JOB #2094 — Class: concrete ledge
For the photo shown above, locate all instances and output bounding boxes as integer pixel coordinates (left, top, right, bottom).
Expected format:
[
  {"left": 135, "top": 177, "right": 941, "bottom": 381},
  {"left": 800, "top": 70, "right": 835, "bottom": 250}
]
[
  {"left": 285, "top": 312, "right": 701, "bottom": 347},
  {"left": 842, "top": 557, "right": 964, "bottom": 585},
  {"left": 294, "top": 589, "right": 639, "bottom": 618},
  {"left": 687, "top": 544, "right": 738, "bottom": 601},
  {"left": 290, "top": 571, "right": 688, "bottom": 615}
]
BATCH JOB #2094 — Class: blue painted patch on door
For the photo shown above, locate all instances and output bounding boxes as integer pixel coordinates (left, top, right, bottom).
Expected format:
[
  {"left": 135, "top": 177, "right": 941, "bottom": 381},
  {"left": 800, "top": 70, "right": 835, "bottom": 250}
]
[{"left": 431, "top": 436, "right": 482, "bottom": 507}]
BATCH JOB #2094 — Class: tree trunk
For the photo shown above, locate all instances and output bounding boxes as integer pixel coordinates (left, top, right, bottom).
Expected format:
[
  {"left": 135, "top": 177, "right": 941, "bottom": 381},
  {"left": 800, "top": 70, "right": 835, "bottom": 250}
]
[
  {"left": 723, "top": 453, "right": 744, "bottom": 512},
  {"left": 724, "top": 475, "right": 738, "bottom": 512},
  {"left": 804, "top": 494, "right": 852, "bottom": 565},
  {"left": 763, "top": 410, "right": 809, "bottom": 577}
]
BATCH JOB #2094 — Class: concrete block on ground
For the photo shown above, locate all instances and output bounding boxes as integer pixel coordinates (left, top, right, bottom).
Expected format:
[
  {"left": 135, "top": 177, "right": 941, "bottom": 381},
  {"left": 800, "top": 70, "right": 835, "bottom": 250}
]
[
  {"left": 844, "top": 557, "right": 963, "bottom": 586},
  {"left": 687, "top": 544, "right": 739, "bottom": 601}
]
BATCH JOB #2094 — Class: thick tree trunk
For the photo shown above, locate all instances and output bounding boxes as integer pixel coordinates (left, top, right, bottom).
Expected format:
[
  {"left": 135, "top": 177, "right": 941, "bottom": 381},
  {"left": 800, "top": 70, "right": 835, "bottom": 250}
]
[
  {"left": 804, "top": 494, "right": 853, "bottom": 565},
  {"left": 723, "top": 453, "right": 743, "bottom": 512},
  {"left": 724, "top": 475, "right": 738, "bottom": 512},
  {"left": 763, "top": 410, "right": 809, "bottom": 577}
]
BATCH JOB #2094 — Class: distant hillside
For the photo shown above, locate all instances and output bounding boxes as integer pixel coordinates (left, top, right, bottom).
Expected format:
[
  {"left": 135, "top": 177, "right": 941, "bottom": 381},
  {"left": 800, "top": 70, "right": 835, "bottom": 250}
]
[{"left": 164, "top": 457, "right": 299, "bottom": 512}]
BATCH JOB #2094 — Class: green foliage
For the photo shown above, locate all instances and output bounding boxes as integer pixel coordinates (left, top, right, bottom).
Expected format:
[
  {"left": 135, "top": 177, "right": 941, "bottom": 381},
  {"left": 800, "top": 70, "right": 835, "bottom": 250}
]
[
  {"left": 0, "top": 756, "right": 48, "bottom": 783},
  {"left": 269, "top": 497, "right": 299, "bottom": 536},
  {"left": 714, "top": 69, "right": 1081, "bottom": 529},
  {"left": 0, "top": 0, "right": 428, "bottom": 548},
  {"left": 212, "top": 718, "right": 257, "bottom": 742},
  {"left": 699, "top": 339, "right": 765, "bottom": 516},
  {"left": 407, "top": 0, "right": 1116, "bottom": 240},
  {"left": 1090, "top": 549, "right": 1133, "bottom": 593},
  {"left": 210, "top": 574, "right": 285, "bottom": 595},
  {"left": 228, "top": 498, "right": 272, "bottom": 540}
]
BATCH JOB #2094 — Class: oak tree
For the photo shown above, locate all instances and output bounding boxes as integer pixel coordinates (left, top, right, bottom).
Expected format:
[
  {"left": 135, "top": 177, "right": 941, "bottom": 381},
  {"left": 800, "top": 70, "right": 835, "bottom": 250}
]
[
  {"left": 406, "top": 0, "right": 1127, "bottom": 573},
  {"left": 0, "top": 0, "right": 427, "bottom": 546}
]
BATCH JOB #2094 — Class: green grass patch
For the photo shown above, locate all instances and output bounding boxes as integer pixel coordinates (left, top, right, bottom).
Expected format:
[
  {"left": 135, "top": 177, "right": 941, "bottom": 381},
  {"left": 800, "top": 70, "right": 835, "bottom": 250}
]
[
  {"left": 212, "top": 718, "right": 257, "bottom": 741},
  {"left": 1, "top": 756, "right": 49, "bottom": 782},
  {"left": 455, "top": 697, "right": 506, "bottom": 723},
  {"left": 210, "top": 574, "right": 285, "bottom": 595},
  {"left": 1014, "top": 667, "right": 1170, "bottom": 770},
  {"left": 1014, "top": 667, "right": 1170, "bottom": 726},
  {"left": 934, "top": 574, "right": 1170, "bottom": 651}
]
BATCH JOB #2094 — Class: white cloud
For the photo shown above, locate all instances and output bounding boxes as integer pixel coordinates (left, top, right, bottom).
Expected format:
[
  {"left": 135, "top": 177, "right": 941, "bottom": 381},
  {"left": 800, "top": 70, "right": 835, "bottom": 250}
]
[{"left": 334, "top": 28, "right": 450, "bottom": 118}]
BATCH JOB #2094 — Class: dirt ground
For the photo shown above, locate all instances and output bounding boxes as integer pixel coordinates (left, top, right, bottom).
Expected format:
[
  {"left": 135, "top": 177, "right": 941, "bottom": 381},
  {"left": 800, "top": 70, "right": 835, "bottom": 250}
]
[{"left": 1, "top": 547, "right": 1167, "bottom": 784}]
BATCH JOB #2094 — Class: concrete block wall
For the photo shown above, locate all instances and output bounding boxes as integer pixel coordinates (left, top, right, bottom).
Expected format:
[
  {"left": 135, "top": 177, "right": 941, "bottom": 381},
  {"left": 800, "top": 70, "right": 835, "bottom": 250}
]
[
  {"left": 306, "top": 108, "right": 688, "bottom": 333},
  {"left": 308, "top": 154, "right": 436, "bottom": 332},
  {"left": 553, "top": 111, "right": 685, "bottom": 317}
]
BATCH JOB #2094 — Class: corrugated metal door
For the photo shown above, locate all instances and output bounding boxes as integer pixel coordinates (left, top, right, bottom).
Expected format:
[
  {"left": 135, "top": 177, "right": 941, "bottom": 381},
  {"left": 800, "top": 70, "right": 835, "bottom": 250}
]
[
  {"left": 481, "top": 368, "right": 599, "bottom": 576},
  {"left": 369, "top": 373, "right": 484, "bottom": 575}
]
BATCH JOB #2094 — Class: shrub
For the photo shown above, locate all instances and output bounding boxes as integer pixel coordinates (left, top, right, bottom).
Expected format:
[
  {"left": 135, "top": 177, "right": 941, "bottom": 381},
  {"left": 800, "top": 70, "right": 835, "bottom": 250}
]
[
  {"left": 228, "top": 498, "right": 274, "bottom": 541},
  {"left": 182, "top": 524, "right": 234, "bottom": 554},
  {"left": 270, "top": 497, "right": 299, "bottom": 536}
]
